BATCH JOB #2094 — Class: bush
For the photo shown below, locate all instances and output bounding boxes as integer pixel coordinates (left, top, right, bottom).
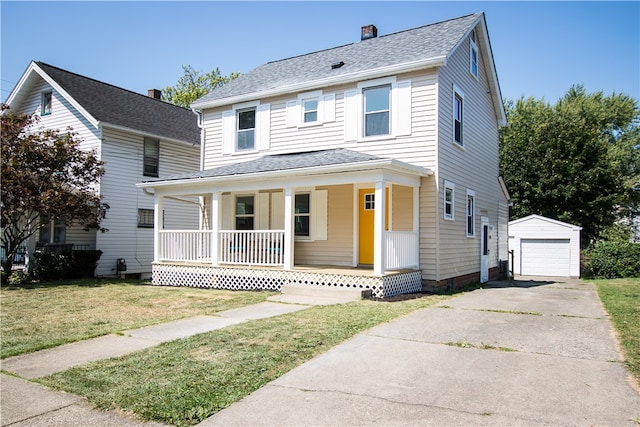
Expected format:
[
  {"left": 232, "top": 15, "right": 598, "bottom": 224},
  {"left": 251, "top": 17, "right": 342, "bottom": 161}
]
[
  {"left": 71, "top": 250, "right": 102, "bottom": 278},
  {"left": 583, "top": 241, "right": 640, "bottom": 279},
  {"left": 32, "top": 249, "right": 103, "bottom": 281},
  {"left": 7, "top": 270, "right": 30, "bottom": 286},
  {"left": 32, "top": 251, "right": 73, "bottom": 281}
]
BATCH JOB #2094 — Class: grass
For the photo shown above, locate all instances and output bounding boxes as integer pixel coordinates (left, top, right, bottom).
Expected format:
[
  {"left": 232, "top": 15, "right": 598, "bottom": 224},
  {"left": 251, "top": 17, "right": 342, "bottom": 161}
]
[
  {"left": 593, "top": 278, "right": 640, "bottom": 382},
  {"left": 0, "top": 279, "right": 272, "bottom": 358},
  {"left": 38, "top": 294, "right": 449, "bottom": 426}
]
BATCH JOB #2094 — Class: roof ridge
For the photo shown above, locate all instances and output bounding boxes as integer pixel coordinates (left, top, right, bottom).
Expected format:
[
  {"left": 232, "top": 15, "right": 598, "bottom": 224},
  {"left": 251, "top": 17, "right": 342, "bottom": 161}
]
[
  {"left": 35, "top": 61, "right": 192, "bottom": 112},
  {"left": 263, "top": 12, "right": 481, "bottom": 66}
]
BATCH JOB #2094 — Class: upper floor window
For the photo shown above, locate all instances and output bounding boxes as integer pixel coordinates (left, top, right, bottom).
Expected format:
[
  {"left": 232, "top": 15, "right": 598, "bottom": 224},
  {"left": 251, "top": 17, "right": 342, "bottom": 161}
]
[
  {"left": 302, "top": 99, "right": 319, "bottom": 123},
  {"left": 41, "top": 91, "right": 52, "bottom": 116},
  {"left": 470, "top": 29, "right": 479, "bottom": 79},
  {"left": 453, "top": 86, "right": 464, "bottom": 147},
  {"left": 363, "top": 84, "right": 391, "bottom": 136},
  {"left": 444, "top": 181, "right": 455, "bottom": 220},
  {"left": 143, "top": 137, "right": 159, "bottom": 177},
  {"left": 237, "top": 108, "right": 256, "bottom": 151},
  {"left": 345, "top": 77, "right": 411, "bottom": 142},
  {"left": 466, "top": 189, "right": 475, "bottom": 236},
  {"left": 222, "top": 101, "right": 270, "bottom": 155}
]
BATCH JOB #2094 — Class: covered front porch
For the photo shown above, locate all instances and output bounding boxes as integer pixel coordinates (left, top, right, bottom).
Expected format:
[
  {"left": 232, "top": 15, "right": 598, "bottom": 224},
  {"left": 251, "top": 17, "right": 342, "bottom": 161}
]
[{"left": 139, "top": 149, "right": 432, "bottom": 298}]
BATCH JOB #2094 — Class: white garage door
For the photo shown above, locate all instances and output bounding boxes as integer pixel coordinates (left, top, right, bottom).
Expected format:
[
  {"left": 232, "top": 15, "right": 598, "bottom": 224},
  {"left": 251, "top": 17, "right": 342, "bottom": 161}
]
[{"left": 521, "top": 239, "right": 571, "bottom": 277}]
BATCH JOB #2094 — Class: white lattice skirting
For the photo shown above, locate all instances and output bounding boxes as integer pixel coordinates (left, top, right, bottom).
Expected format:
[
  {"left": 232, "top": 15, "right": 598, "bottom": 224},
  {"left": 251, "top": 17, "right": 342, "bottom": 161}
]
[{"left": 152, "top": 264, "right": 422, "bottom": 298}]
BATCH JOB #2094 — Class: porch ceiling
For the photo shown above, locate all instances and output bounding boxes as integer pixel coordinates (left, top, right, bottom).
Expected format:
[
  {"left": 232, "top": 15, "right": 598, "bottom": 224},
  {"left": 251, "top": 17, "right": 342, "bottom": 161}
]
[{"left": 137, "top": 148, "right": 432, "bottom": 195}]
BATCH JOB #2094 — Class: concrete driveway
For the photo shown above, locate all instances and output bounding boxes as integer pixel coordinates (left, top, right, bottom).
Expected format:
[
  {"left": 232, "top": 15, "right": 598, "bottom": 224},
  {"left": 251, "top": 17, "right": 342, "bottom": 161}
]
[{"left": 200, "top": 278, "right": 640, "bottom": 426}]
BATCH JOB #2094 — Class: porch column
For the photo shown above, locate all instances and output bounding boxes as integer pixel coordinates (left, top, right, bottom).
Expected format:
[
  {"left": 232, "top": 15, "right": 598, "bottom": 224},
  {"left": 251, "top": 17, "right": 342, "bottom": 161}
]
[
  {"left": 153, "top": 195, "right": 164, "bottom": 263},
  {"left": 413, "top": 186, "right": 420, "bottom": 264},
  {"left": 373, "top": 181, "right": 386, "bottom": 276},
  {"left": 283, "top": 187, "right": 295, "bottom": 270},
  {"left": 210, "top": 192, "right": 220, "bottom": 267}
]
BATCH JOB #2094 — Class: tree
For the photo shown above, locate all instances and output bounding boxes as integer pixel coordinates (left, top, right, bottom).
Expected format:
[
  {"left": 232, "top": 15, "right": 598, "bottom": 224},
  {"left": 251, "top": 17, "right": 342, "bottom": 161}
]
[
  {"left": 1, "top": 104, "right": 110, "bottom": 277},
  {"left": 499, "top": 85, "right": 640, "bottom": 245},
  {"left": 162, "top": 65, "right": 240, "bottom": 108}
]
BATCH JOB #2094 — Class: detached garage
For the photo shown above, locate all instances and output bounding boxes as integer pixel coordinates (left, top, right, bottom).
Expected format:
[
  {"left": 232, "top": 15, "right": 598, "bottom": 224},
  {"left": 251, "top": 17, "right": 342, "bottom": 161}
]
[{"left": 509, "top": 215, "right": 582, "bottom": 278}]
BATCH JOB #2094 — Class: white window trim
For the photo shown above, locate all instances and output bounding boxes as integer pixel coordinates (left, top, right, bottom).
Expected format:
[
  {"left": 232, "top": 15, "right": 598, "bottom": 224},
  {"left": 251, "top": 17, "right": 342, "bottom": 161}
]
[
  {"left": 356, "top": 76, "right": 397, "bottom": 141},
  {"left": 234, "top": 193, "right": 257, "bottom": 230},
  {"left": 444, "top": 180, "right": 455, "bottom": 221},
  {"left": 466, "top": 189, "right": 476, "bottom": 237},
  {"left": 294, "top": 191, "right": 312, "bottom": 240},
  {"left": 470, "top": 30, "right": 479, "bottom": 80},
  {"left": 222, "top": 100, "right": 270, "bottom": 155},
  {"left": 453, "top": 84, "right": 465, "bottom": 148},
  {"left": 286, "top": 91, "right": 335, "bottom": 128}
]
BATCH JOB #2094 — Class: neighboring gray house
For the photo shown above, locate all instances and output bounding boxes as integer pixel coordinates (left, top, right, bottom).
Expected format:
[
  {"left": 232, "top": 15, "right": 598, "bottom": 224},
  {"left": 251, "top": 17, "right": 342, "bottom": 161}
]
[
  {"left": 138, "top": 12, "right": 509, "bottom": 297},
  {"left": 5, "top": 61, "right": 201, "bottom": 277}
]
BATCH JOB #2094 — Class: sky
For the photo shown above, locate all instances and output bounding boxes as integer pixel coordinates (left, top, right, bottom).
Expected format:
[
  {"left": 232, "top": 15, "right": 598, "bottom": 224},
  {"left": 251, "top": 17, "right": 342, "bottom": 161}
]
[{"left": 1, "top": 1, "right": 638, "bottom": 105}]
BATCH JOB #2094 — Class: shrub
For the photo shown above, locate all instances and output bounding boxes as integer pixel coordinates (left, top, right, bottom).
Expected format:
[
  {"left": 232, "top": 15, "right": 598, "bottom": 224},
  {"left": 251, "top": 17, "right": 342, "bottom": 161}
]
[
  {"left": 7, "top": 270, "right": 30, "bottom": 286},
  {"left": 32, "top": 251, "right": 73, "bottom": 281},
  {"left": 70, "top": 250, "right": 103, "bottom": 278},
  {"left": 583, "top": 241, "right": 640, "bottom": 279}
]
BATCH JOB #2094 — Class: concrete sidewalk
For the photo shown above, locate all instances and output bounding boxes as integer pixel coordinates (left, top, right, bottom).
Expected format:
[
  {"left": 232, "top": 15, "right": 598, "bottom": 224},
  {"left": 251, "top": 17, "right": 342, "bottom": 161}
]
[
  {"left": 200, "top": 278, "right": 640, "bottom": 426},
  {"left": 1, "top": 300, "right": 313, "bottom": 426}
]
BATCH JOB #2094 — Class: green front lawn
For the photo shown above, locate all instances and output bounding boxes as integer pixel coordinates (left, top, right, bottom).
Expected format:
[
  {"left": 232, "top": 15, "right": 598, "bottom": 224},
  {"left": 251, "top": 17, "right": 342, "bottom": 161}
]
[
  {"left": 594, "top": 278, "right": 640, "bottom": 381},
  {"left": 0, "top": 280, "right": 272, "bottom": 358},
  {"left": 39, "top": 295, "right": 449, "bottom": 426}
]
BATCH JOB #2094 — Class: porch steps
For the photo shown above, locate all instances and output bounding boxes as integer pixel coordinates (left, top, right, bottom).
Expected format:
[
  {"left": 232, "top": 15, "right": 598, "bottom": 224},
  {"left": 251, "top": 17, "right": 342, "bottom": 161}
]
[{"left": 267, "top": 284, "right": 372, "bottom": 306}]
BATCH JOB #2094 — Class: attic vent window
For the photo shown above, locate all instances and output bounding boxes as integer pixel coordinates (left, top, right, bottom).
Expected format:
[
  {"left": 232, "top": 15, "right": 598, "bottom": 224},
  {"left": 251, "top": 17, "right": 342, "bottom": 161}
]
[{"left": 331, "top": 61, "right": 344, "bottom": 69}]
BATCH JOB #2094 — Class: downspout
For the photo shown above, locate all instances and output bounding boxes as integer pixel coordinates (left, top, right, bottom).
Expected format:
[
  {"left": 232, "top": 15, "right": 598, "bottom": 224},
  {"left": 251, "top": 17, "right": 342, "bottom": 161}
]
[{"left": 191, "top": 108, "right": 205, "bottom": 171}]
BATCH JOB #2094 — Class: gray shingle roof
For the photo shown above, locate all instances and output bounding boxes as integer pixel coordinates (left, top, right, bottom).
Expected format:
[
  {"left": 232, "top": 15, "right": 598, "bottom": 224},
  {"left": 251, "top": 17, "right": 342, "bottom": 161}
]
[
  {"left": 146, "top": 148, "right": 383, "bottom": 182},
  {"left": 36, "top": 62, "right": 200, "bottom": 145},
  {"left": 195, "top": 13, "right": 481, "bottom": 105}
]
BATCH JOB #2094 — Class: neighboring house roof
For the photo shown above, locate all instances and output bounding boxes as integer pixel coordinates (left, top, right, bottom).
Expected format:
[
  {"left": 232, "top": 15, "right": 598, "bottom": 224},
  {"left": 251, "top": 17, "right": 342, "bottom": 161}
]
[
  {"left": 191, "top": 12, "right": 505, "bottom": 125},
  {"left": 6, "top": 61, "right": 200, "bottom": 145},
  {"left": 140, "top": 148, "right": 432, "bottom": 186}
]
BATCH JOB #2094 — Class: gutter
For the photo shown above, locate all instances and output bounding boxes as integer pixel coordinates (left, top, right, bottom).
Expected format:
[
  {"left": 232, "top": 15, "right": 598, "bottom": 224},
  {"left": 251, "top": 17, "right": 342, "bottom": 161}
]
[
  {"left": 191, "top": 56, "right": 447, "bottom": 110},
  {"left": 137, "top": 158, "right": 433, "bottom": 190}
]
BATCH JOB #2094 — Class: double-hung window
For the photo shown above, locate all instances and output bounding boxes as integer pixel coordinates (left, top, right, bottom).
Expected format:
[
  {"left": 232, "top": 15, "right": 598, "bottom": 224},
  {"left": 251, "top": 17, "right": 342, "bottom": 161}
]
[
  {"left": 466, "top": 190, "right": 475, "bottom": 236},
  {"left": 41, "top": 91, "right": 52, "bottom": 116},
  {"left": 363, "top": 85, "right": 391, "bottom": 136},
  {"left": 294, "top": 193, "right": 311, "bottom": 237},
  {"left": 236, "top": 108, "right": 256, "bottom": 151},
  {"left": 39, "top": 216, "right": 66, "bottom": 244},
  {"left": 453, "top": 86, "right": 464, "bottom": 146},
  {"left": 137, "top": 209, "right": 154, "bottom": 228},
  {"left": 470, "top": 29, "right": 479, "bottom": 79},
  {"left": 444, "top": 181, "right": 455, "bottom": 220},
  {"left": 143, "top": 137, "right": 159, "bottom": 177},
  {"left": 302, "top": 99, "right": 319, "bottom": 124},
  {"left": 235, "top": 195, "right": 255, "bottom": 230}
]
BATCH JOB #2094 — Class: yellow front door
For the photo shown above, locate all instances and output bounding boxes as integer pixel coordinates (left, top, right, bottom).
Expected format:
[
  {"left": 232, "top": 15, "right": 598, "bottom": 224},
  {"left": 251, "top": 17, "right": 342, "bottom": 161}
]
[{"left": 358, "top": 188, "right": 389, "bottom": 265}]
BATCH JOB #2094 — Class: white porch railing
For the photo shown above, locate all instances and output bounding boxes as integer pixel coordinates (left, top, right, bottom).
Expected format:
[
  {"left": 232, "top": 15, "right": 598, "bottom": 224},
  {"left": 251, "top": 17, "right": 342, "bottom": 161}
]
[
  {"left": 159, "top": 230, "right": 213, "bottom": 263},
  {"left": 219, "top": 230, "right": 285, "bottom": 266},
  {"left": 386, "top": 231, "right": 419, "bottom": 269}
]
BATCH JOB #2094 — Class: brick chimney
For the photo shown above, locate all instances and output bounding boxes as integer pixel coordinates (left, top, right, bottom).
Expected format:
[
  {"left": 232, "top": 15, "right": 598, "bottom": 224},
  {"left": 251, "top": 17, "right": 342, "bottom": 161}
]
[
  {"left": 148, "top": 89, "right": 162, "bottom": 99},
  {"left": 361, "top": 24, "right": 378, "bottom": 40}
]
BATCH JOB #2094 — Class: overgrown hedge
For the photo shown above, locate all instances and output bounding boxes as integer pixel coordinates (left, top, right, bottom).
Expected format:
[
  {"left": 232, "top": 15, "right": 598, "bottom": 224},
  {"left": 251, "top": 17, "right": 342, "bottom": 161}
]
[
  {"left": 582, "top": 241, "right": 640, "bottom": 279},
  {"left": 32, "top": 250, "right": 103, "bottom": 281}
]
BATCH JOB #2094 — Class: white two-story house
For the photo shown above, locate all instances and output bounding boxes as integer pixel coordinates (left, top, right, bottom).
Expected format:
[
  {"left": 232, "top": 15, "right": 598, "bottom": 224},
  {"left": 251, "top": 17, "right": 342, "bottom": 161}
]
[
  {"left": 138, "top": 12, "right": 509, "bottom": 297},
  {"left": 5, "top": 61, "right": 201, "bottom": 278}
]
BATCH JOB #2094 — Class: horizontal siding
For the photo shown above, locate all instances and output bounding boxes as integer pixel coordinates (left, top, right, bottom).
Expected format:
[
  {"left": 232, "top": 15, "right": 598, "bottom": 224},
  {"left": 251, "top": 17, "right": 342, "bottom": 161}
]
[
  {"left": 294, "top": 185, "right": 353, "bottom": 266},
  {"left": 12, "top": 78, "right": 101, "bottom": 156},
  {"left": 96, "top": 128, "right": 200, "bottom": 276},
  {"left": 201, "top": 70, "right": 438, "bottom": 171},
  {"left": 435, "top": 25, "right": 506, "bottom": 280},
  {"left": 391, "top": 184, "right": 413, "bottom": 231}
]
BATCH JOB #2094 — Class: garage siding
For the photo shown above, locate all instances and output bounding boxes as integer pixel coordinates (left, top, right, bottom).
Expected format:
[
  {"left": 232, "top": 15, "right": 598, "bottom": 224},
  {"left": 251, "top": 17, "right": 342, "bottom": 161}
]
[{"left": 509, "top": 215, "right": 582, "bottom": 278}]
